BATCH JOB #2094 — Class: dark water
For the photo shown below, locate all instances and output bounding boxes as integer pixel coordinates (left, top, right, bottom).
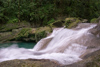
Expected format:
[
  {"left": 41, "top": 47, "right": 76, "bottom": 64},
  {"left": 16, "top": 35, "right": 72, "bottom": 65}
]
[{"left": 0, "top": 42, "right": 36, "bottom": 49}]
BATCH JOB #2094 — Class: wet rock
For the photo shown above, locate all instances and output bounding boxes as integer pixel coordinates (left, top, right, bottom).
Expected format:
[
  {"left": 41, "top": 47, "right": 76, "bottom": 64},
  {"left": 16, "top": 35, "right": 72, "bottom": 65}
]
[
  {"left": 76, "top": 23, "right": 93, "bottom": 29},
  {"left": 89, "top": 21, "right": 100, "bottom": 38},
  {"left": 0, "top": 59, "right": 60, "bottom": 67},
  {"left": 63, "top": 49, "right": 100, "bottom": 67},
  {"left": 82, "top": 19, "right": 88, "bottom": 23}
]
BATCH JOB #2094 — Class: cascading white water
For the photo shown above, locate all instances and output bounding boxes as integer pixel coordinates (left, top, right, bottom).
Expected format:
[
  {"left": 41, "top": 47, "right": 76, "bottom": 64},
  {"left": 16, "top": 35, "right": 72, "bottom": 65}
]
[{"left": 0, "top": 24, "right": 98, "bottom": 65}]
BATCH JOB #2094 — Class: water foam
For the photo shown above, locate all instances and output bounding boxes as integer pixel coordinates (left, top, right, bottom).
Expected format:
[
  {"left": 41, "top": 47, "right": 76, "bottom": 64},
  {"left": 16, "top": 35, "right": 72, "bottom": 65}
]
[{"left": 0, "top": 24, "right": 97, "bottom": 65}]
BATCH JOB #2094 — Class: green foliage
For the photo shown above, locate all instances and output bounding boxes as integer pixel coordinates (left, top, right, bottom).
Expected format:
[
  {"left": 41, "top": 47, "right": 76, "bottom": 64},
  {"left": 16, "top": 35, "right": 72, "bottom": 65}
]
[
  {"left": 47, "top": 18, "right": 55, "bottom": 25},
  {"left": 0, "top": 0, "right": 100, "bottom": 25},
  {"left": 7, "top": 18, "right": 18, "bottom": 23}
]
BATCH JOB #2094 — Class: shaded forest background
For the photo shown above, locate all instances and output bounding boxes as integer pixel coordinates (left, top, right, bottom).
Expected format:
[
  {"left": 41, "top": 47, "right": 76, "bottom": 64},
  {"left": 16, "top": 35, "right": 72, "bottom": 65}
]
[{"left": 0, "top": 0, "right": 100, "bottom": 26}]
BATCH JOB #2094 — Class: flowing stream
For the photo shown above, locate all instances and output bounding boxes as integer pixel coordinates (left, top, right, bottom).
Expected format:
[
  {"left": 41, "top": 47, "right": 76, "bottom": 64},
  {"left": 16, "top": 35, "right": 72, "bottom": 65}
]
[{"left": 0, "top": 23, "right": 100, "bottom": 65}]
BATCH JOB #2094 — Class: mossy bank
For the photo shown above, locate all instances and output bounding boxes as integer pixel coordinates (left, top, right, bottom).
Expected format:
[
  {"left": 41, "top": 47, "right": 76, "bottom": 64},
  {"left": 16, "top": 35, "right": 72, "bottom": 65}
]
[{"left": 0, "top": 17, "right": 99, "bottom": 43}]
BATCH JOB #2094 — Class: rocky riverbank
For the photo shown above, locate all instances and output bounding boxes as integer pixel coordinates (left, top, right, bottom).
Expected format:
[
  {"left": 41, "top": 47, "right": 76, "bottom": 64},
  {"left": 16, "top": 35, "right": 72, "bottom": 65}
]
[
  {"left": 0, "top": 17, "right": 89, "bottom": 43},
  {"left": 0, "top": 22, "right": 51, "bottom": 43},
  {"left": 0, "top": 17, "right": 100, "bottom": 67}
]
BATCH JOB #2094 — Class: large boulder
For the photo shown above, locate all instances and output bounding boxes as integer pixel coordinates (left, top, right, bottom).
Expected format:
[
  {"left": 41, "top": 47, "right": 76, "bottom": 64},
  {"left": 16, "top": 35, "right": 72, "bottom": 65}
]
[
  {"left": 89, "top": 21, "right": 100, "bottom": 38},
  {"left": 63, "top": 49, "right": 100, "bottom": 67}
]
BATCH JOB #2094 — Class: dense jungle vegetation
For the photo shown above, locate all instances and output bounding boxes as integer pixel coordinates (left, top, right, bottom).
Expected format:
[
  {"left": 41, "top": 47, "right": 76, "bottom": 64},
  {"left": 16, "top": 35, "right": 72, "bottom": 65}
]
[{"left": 0, "top": 0, "right": 100, "bottom": 26}]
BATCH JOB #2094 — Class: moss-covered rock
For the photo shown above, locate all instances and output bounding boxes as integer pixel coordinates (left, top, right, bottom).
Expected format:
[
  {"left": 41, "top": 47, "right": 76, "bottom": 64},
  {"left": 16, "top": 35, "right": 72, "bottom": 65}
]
[
  {"left": 15, "top": 28, "right": 32, "bottom": 39},
  {"left": 0, "top": 26, "right": 52, "bottom": 43},
  {"left": 52, "top": 20, "right": 64, "bottom": 27},
  {"left": 90, "top": 17, "right": 100, "bottom": 23},
  {"left": 65, "top": 18, "right": 82, "bottom": 28},
  {"left": 0, "top": 17, "right": 90, "bottom": 43},
  {"left": 0, "top": 28, "right": 36, "bottom": 43},
  {"left": 90, "top": 18, "right": 97, "bottom": 23},
  {"left": 45, "top": 17, "right": 88, "bottom": 29},
  {"left": 35, "top": 27, "right": 51, "bottom": 42},
  {"left": 13, "top": 28, "right": 36, "bottom": 42}
]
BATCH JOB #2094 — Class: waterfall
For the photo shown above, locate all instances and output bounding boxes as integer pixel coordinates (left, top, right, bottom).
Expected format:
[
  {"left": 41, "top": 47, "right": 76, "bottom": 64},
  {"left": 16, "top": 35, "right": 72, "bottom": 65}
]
[{"left": 0, "top": 23, "right": 99, "bottom": 65}]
